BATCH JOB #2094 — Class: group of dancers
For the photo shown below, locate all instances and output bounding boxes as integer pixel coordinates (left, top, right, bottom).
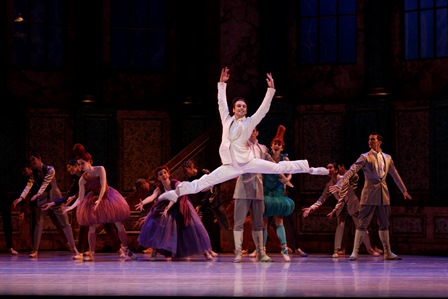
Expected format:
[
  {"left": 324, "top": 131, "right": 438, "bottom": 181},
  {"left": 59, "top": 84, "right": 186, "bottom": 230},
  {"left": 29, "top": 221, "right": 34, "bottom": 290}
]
[{"left": 8, "top": 67, "right": 411, "bottom": 262}]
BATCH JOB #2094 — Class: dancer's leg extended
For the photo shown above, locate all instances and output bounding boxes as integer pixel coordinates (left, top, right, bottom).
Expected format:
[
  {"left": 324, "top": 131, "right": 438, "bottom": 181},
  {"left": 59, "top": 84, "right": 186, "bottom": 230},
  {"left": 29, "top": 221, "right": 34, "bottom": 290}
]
[
  {"left": 160, "top": 165, "right": 242, "bottom": 201},
  {"left": 243, "top": 158, "right": 328, "bottom": 175}
]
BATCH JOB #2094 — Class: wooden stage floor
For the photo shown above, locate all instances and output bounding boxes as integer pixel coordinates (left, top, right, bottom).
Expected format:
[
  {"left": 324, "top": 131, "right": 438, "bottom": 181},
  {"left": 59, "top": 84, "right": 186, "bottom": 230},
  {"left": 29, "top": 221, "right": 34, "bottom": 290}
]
[{"left": 0, "top": 250, "right": 447, "bottom": 298}]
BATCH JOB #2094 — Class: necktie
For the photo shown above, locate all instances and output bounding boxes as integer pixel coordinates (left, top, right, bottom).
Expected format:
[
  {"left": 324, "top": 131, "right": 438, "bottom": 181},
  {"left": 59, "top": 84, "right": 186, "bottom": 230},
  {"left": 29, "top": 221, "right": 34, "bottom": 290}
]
[{"left": 377, "top": 152, "right": 385, "bottom": 178}]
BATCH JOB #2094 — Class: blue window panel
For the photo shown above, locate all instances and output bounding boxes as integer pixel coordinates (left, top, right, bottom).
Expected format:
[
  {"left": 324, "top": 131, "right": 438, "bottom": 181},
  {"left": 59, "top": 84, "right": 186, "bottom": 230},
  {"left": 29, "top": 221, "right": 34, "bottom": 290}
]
[
  {"left": 404, "top": 11, "right": 418, "bottom": 59},
  {"left": 130, "top": 29, "right": 147, "bottom": 69},
  {"left": 13, "top": 28, "right": 29, "bottom": 67},
  {"left": 339, "top": 15, "right": 356, "bottom": 63},
  {"left": 131, "top": 0, "right": 148, "bottom": 27},
  {"left": 421, "top": 0, "right": 434, "bottom": 9},
  {"left": 111, "top": 0, "right": 166, "bottom": 70},
  {"left": 320, "top": 17, "right": 337, "bottom": 63},
  {"left": 405, "top": 0, "right": 418, "bottom": 10},
  {"left": 420, "top": 9, "right": 434, "bottom": 58},
  {"left": 47, "top": 26, "right": 63, "bottom": 67},
  {"left": 111, "top": 29, "right": 129, "bottom": 68},
  {"left": 320, "top": 0, "right": 336, "bottom": 15},
  {"left": 30, "top": 0, "right": 46, "bottom": 23},
  {"left": 299, "top": 0, "right": 356, "bottom": 64},
  {"left": 436, "top": 8, "right": 448, "bottom": 56},
  {"left": 111, "top": 0, "right": 129, "bottom": 26},
  {"left": 300, "top": 18, "right": 318, "bottom": 63},
  {"left": 339, "top": 0, "right": 356, "bottom": 14},
  {"left": 30, "top": 25, "right": 46, "bottom": 68},
  {"left": 12, "top": 0, "right": 65, "bottom": 68},
  {"left": 149, "top": 30, "right": 166, "bottom": 70},
  {"left": 301, "top": 0, "right": 318, "bottom": 17},
  {"left": 150, "top": 0, "right": 166, "bottom": 28},
  {"left": 48, "top": 0, "right": 64, "bottom": 25}
]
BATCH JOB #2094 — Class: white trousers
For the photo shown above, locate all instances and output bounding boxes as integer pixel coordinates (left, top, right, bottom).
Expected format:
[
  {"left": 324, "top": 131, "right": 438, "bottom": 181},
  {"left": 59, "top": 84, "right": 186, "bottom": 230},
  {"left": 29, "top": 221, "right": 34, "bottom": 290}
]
[{"left": 177, "top": 158, "right": 311, "bottom": 196}]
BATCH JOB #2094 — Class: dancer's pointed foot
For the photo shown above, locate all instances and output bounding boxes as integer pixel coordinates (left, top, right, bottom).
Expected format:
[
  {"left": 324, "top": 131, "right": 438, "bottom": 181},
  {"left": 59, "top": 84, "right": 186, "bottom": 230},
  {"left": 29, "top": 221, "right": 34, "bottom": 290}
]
[
  {"left": 296, "top": 248, "right": 308, "bottom": 257},
  {"left": 204, "top": 252, "right": 214, "bottom": 261},
  {"left": 367, "top": 248, "right": 381, "bottom": 257}
]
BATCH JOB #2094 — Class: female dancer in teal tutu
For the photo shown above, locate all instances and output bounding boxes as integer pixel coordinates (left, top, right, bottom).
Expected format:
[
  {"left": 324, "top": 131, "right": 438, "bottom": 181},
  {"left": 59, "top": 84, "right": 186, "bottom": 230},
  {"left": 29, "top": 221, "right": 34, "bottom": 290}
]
[{"left": 261, "top": 125, "right": 306, "bottom": 262}]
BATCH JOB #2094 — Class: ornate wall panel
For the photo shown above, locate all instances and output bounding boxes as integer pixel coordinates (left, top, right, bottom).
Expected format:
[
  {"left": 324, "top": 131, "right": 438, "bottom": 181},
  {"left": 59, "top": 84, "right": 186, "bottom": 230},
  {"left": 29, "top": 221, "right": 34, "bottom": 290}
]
[
  {"left": 433, "top": 214, "right": 448, "bottom": 239},
  {"left": 395, "top": 107, "right": 430, "bottom": 199},
  {"left": 297, "top": 105, "right": 346, "bottom": 193},
  {"left": 300, "top": 211, "right": 339, "bottom": 235},
  {"left": 117, "top": 110, "right": 170, "bottom": 195},
  {"left": 391, "top": 215, "right": 426, "bottom": 237},
  {"left": 26, "top": 109, "right": 72, "bottom": 193}
]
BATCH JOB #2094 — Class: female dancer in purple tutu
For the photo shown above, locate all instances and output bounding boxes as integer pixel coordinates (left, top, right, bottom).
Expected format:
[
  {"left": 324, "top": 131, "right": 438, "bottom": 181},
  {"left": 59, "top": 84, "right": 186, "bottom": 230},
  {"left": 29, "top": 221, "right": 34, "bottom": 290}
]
[{"left": 135, "top": 165, "right": 216, "bottom": 261}]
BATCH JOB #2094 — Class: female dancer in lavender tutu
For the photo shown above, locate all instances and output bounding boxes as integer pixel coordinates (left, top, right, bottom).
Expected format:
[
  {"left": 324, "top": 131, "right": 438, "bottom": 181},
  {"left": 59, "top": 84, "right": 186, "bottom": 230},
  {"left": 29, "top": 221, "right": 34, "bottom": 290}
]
[{"left": 135, "top": 165, "right": 216, "bottom": 261}]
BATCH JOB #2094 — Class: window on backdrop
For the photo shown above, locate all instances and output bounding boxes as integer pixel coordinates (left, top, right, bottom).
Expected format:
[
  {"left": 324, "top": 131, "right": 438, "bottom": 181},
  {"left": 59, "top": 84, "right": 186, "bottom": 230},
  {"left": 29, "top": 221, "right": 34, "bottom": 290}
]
[
  {"left": 12, "top": 0, "right": 66, "bottom": 69},
  {"left": 298, "top": 0, "right": 357, "bottom": 65},
  {"left": 110, "top": 0, "right": 167, "bottom": 71},
  {"left": 403, "top": 0, "right": 448, "bottom": 60}
]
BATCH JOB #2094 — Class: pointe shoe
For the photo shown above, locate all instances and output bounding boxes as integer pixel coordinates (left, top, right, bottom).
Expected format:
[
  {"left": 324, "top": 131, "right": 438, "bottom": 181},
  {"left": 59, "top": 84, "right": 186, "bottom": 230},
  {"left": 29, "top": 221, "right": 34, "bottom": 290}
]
[
  {"left": 257, "top": 253, "right": 272, "bottom": 263},
  {"left": 367, "top": 248, "right": 381, "bottom": 257},
  {"left": 29, "top": 251, "right": 38, "bottom": 258},
  {"left": 337, "top": 249, "right": 346, "bottom": 255},
  {"left": 281, "top": 248, "right": 291, "bottom": 262},
  {"left": 143, "top": 248, "right": 153, "bottom": 254},
  {"left": 249, "top": 250, "right": 257, "bottom": 258},
  {"left": 119, "top": 246, "right": 138, "bottom": 260},
  {"left": 349, "top": 253, "right": 358, "bottom": 261},
  {"left": 233, "top": 251, "right": 242, "bottom": 263},
  {"left": 83, "top": 252, "right": 95, "bottom": 261},
  {"left": 10, "top": 248, "right": 18, "bottom": 255},
  {"left": 209, "top": 251, "right": 218, "bottom": 257},
  {"left": 296, "top": 248, "right": 308, "bottom": 257},
  {"left": 204, "top": 252, "right": 214, "bottom": 261},
  {"left": 72, "top": 253, "right": 83, "bottom": 260},
  {"left": 373, "top": 246, "right": 383, "bottom": 254},
  {"left": 332, "top": 252, "right": 339, "bottom": 258},
  {"left": 127, "top": 249, "right": 138, "bottom": 260},
  {"left": 384, "top": 252, "right": 401, "bottom": 260},
  {"left": 117, "top": 248, "right": 124, "bottom": 256}
]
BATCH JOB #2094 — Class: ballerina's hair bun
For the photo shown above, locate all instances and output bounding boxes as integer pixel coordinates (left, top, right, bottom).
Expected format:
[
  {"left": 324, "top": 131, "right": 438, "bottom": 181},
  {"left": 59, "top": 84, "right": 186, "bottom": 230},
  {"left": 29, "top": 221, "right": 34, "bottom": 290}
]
[{"left": 73, "top": 143, "right": 86, "bottom": 158}]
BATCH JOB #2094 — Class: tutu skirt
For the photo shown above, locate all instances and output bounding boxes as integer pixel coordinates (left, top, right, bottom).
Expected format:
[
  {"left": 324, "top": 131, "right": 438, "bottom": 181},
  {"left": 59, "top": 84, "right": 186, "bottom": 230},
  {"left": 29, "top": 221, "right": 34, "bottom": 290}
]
[
  {"left": 138, "top": 195, "right": 212, "bottom": 258},
  {"left": 76, "top": 187, "right": 130, "bottom": 226}
]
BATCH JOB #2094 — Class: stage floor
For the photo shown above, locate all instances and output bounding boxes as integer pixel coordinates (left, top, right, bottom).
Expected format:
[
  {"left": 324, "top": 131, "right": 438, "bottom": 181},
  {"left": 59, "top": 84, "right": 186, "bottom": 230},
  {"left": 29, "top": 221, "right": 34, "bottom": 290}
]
[{"left": 0, "top": 251, "right": 447, "bottom": 297}]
